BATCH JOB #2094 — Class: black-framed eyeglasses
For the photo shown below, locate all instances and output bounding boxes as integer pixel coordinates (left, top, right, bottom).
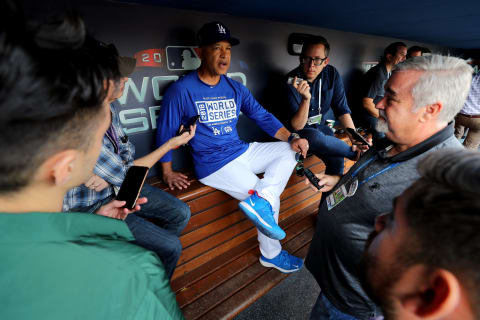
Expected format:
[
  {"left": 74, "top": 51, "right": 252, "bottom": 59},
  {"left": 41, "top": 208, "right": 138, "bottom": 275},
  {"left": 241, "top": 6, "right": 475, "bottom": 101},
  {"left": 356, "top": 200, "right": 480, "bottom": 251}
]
[{"left": 301, "top": 56, "right": 327, "bottom": 66}]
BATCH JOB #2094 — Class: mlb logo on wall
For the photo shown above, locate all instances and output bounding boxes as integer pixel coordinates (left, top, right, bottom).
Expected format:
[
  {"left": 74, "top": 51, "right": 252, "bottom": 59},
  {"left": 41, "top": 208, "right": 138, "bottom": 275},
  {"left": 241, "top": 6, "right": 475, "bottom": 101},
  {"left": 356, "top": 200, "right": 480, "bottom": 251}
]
[{"left": 166, "top": 46, "right": 201, "bottom": 71}]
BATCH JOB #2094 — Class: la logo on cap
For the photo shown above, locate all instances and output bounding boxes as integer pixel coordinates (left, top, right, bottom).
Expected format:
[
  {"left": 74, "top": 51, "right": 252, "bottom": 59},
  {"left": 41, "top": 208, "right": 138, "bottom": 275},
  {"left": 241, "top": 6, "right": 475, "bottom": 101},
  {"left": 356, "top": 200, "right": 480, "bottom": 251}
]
[
  {"left": 197, "top": 21, "right": 240, "bottom": 46},
  {"left": 217, "top": 23, "right": 226, "bottom": 34}
]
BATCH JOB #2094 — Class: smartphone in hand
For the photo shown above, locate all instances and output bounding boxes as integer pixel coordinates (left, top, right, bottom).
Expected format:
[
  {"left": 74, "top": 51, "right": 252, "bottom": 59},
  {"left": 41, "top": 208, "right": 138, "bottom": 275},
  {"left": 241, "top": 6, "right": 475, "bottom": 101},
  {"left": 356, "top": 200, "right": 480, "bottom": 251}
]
[
  {"left": 346, "top": 128, "right": 371, "bottom": 146},
  {"left": 287, "top": 77, "right": 304, "bottom": 85},
  {"left": 116, "top": 166, "right": 149, "bottom": 210},
  {"left": 178, "top": 115, "right": 200, "bottom": 135}
]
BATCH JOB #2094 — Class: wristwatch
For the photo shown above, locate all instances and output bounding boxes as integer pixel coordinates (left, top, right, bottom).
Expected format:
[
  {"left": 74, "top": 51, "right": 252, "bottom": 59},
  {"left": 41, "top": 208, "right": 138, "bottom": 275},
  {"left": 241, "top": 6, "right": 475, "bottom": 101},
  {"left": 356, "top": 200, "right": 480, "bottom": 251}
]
[{"left": 288, "top": 133, "right": 301, "bottom": 143}]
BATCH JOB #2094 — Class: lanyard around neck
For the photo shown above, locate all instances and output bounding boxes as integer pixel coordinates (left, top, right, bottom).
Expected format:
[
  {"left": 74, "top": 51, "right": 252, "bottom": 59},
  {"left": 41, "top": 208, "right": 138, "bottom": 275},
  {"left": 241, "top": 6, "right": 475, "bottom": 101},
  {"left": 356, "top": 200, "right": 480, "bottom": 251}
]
[
  {"left": 351, "top": 154, "right": 401, "bottom": 186},
  {"left": 106, "top": 126, "right": 119, "bottom": 154},
  {"left": 317, "top": 78, "right": 322, "bottom": 115}
]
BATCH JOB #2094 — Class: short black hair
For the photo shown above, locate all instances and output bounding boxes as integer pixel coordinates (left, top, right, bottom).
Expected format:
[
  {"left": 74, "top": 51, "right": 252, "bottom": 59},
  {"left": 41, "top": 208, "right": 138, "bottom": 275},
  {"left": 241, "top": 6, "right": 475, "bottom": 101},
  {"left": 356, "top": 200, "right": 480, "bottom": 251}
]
[
  {"left": 399, "top": 149, "right": 480, "bottom": 316},
  {"left": 301, "top": 35, "right": 330, "bottom": 58},
  {"left": 382, "top": 41, "right": 407, "bottom": 61},
  {"left": 84, "top": 37, "right": 122, "bottom": 83},
  {"left": 407, "top": 45, "right": 431, "bottom": 58},
  {"left": 0, "top": 5, "right": 115, "bottom": 193}
]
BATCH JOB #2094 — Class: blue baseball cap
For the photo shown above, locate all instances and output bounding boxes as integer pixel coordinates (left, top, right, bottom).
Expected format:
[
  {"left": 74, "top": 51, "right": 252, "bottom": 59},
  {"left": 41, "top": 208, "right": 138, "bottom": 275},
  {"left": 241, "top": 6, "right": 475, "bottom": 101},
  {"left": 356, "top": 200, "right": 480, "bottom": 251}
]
[{"left": 197, "top": 21, "right": 240, "bottom": 47}]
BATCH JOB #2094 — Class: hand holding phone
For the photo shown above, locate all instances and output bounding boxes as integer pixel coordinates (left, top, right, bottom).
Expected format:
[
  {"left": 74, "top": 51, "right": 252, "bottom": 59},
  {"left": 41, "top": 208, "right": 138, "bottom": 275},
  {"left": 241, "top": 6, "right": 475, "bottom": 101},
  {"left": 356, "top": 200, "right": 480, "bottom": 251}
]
[
  {"left": 96, "top": 197, "right": 148, "bottom": 220},
  {"left": 346, "top": 128, "right": 371, "bottom": 146},
  {"left": 304, "top": 168, "right": 323, "bottom": 190},
  {"left": 178, "top": 115, "right": 200, "bottom": 135},
  {"left": 295, "top": 153, "right": 324, "bottom": 190},
  {"left": 287, "top": 77, "right": 304, "bottom": 85},
  {"left": 116, "top": 166, "right": 149, "bottom": 210}
]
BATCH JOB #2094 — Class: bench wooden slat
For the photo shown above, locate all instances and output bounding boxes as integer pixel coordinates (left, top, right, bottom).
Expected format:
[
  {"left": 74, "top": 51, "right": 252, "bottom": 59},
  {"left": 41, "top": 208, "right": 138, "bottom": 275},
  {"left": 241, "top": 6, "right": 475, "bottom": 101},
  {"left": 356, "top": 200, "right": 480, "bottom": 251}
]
[
  {"left": 186, "top": 190, "right": 233, "bottom": 216},
  {"left": 180, "top": 176, "right": 320, "bottom": 248},
  {"left": 181, "top": 198, "right": 238, "bottom": 236},
  {"left": 180, "top": 182, "right": 318, "bottom": 254},
  {"left": 172, "top": 229, "right": 260, "bottom": 291},
  {"left": 171, "top": 202, "right": 319, "bottom": 291},
  {"left": 178, "top": 217, "right": 253, "bottom": 265},
  {"left": 172, "top": 192, "right": 321, "bottom": 280},
  {"left": 175, "top": 208, "right": 316, "bottom": 308},
  {"left": 201, "top": 243, "right": 312, "bottom": 320},
  {"left": 181, "top": 222, "right": 316, "bottom": 319},
  {"left": 181, "top": 209, "right": 246, "bottom": 249},
  {"left": 173, "top": 221, "right": 257, "bottom": 279},
  {"left": 149, "top": 176, "right": 215, "bottom": 202},
  {"left": 174, "top": 188, "right": 320, "bottom": 275}
]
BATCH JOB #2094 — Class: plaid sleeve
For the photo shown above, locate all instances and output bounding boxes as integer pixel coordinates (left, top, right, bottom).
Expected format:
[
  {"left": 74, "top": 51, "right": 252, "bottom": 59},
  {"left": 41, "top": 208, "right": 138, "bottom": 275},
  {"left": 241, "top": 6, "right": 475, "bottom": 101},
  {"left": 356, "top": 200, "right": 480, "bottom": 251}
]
[
  {"left": 95, "top": 103, "right": 136, "bottom": 186},
  {"left": 93, "top": 139, "right": 127, "bottom": 187},
  {"left": 117, "top": 138, "right": 135, "bottom": 169}
]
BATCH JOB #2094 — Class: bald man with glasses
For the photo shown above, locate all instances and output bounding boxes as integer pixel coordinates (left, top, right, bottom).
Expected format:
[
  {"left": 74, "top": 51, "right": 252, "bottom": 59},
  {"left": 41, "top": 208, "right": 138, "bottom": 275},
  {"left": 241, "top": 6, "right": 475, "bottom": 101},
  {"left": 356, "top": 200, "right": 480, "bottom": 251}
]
[{"left": 279, "top": 36, "right": 364, "bottom": 177}]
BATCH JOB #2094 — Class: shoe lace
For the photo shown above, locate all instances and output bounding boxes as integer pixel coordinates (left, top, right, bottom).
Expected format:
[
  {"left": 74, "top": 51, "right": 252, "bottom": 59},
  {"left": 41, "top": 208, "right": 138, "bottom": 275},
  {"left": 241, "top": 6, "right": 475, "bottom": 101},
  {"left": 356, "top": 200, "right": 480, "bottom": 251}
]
[{"left": 278, "top": 251, "right": 290, "bottom": 265}]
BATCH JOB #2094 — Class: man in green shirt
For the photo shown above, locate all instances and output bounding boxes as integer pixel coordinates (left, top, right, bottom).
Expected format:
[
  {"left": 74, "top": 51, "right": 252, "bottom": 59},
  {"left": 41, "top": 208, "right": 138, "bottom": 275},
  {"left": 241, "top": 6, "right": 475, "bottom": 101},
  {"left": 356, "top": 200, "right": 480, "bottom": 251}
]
[{"left": 0, "top": 6, "right": 183, "bottom": 320}]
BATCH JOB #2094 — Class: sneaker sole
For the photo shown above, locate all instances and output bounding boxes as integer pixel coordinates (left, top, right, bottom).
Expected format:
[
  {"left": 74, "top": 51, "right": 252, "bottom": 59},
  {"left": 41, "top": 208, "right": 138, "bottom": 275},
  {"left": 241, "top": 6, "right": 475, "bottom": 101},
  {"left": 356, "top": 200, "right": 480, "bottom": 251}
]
[
  {"left": 259, "top": 257, "right": 302, "bottom": 273},
  {"left": 239, "top": 201, "right": 285, "bottom": 240}
]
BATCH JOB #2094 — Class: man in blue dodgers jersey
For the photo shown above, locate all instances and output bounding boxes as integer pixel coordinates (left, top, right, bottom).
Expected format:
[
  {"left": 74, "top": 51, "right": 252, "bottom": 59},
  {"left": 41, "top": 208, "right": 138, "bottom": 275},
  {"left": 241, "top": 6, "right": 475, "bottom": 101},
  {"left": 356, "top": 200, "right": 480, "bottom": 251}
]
[{"left": 156, "top": 21, "right": 309, "bottom": 273}]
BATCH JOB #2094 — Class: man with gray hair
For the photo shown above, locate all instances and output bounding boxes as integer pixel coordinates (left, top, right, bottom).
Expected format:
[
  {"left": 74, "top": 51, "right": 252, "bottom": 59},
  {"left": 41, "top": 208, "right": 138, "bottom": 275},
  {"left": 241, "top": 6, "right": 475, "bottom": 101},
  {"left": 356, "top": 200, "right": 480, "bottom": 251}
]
[{"left": 305, "top": 54, "right": 472, "bottom": 319}]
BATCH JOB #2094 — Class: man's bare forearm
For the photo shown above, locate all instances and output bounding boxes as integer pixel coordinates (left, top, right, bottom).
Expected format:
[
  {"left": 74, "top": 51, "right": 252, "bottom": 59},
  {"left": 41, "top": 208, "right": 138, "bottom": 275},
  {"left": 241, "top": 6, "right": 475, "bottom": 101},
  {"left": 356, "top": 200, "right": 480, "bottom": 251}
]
[
  {"left": 338, "top": 113, "right": 355, "bottom": 129},
  {"left": 290, "top": 97, "right": 310, "bottom": 131},
  {"left": 133, "top": 141, "right": 173, "bottom": 168},
  {"left": 274, "top": 127, "right": 291, "bottom": 141},
  {"left": 362, "top": 98, "right": 379, "bottom": 118}
]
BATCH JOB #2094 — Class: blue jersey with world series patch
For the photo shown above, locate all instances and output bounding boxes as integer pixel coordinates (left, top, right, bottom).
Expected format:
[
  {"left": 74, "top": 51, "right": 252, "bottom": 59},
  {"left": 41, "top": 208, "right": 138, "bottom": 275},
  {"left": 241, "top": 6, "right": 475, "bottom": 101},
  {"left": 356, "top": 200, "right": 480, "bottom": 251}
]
[{"left": 156, "top": 71, "right": 283, "bottom": 179}]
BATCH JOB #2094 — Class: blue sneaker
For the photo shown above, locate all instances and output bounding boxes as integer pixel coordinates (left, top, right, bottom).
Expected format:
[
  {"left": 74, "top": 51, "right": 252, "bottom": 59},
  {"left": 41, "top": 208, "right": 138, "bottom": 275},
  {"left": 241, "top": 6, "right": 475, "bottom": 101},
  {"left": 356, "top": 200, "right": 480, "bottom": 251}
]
[
  {"left": 239, "top": 190, "right": 286, "bottom": 240},
  {"left": 259, "top": 250, "right": 303, "bottom": 273}
]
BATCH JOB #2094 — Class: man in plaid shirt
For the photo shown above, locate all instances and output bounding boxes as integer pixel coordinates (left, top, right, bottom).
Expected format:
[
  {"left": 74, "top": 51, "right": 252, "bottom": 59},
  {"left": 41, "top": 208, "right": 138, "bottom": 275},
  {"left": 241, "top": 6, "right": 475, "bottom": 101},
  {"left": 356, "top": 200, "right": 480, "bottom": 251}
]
[{"left": 63, "top": 45, "right": 195, "bottom": 279}]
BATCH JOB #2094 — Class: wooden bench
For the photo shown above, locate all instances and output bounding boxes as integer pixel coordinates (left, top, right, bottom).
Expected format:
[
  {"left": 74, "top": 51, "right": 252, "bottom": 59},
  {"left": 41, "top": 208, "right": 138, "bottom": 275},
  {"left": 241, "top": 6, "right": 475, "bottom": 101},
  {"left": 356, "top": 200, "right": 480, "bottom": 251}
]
[{"left": 148, "top": 141, "right": 355, "bottom": 319}]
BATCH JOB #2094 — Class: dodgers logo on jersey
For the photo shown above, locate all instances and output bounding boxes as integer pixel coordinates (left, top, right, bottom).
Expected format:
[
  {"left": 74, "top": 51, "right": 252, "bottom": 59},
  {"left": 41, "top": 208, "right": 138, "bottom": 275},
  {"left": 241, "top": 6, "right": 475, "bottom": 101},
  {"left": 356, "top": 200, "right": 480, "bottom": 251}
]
[{"left": 196, "top": 99, "right": 237, "bottom": 123}]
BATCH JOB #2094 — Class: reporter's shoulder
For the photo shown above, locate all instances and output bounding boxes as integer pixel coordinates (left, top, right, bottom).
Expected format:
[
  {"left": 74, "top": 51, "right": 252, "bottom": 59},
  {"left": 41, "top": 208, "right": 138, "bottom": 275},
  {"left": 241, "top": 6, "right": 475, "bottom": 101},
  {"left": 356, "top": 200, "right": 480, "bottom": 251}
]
[
  {"left": 88, "top": 245, "right": 182, "bottom": 319},
  {"left": 84, "top": 236, "right": 180, "bottom": 312}
]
